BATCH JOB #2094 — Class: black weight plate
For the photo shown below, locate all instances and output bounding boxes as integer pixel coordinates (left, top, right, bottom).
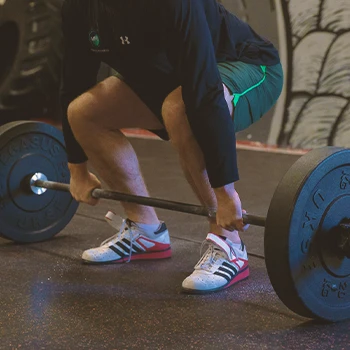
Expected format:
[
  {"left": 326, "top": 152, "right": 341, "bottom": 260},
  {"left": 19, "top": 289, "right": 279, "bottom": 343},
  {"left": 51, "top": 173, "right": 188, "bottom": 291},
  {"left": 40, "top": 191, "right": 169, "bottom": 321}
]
[
  {"left": 265, "top": 147, "right": 350, "bottom": 322},
  {"left": 0, "top": 121, "right": 78, "bottom": 243}
]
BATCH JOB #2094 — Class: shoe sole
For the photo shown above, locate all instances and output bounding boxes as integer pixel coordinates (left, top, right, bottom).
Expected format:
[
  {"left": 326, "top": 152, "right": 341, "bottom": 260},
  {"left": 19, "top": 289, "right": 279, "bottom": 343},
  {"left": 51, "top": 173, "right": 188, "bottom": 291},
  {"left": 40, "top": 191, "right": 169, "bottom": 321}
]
[
  {"left": 182, "top": 266, "right": 250, "bottom": 295},
  {"left": 82, "top": 248, "right": 172, "bottom": 265}
]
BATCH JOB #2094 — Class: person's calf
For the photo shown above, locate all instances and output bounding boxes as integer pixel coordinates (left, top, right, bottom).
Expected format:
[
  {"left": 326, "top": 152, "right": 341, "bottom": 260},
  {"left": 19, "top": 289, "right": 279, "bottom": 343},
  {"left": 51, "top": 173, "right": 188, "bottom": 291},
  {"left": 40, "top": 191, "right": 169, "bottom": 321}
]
[
  {"left": 162, "top": 88, "right": 242, "bottom": 243},
  {"left": 67, "top": 97, "right": 159, "bottom": 225}
]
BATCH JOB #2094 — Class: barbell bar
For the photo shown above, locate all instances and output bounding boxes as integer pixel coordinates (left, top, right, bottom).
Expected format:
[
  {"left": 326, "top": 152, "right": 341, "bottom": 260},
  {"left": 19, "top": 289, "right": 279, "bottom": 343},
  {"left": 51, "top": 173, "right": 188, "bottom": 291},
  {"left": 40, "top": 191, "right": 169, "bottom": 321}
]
[{"left": 32, "top": 176, "right": 266, "bottom": 227}]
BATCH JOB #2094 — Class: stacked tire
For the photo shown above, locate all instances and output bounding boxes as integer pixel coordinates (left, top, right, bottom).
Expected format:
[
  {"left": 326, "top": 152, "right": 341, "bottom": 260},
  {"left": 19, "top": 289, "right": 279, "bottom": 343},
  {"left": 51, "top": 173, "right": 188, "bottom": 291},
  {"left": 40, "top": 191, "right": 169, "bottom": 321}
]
[{"left": 0, "top": 0, "right": 63, "bottom": 124}]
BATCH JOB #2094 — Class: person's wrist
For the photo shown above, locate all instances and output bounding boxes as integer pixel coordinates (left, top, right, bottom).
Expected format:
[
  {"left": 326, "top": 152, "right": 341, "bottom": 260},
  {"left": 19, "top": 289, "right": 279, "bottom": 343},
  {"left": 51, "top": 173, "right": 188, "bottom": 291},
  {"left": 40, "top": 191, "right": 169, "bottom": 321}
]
[
  {"left": 68, "top": 162, "right": 89, "bottom": 176},
  {"left": 213, "top": 183, "right": 236, "bottom": 199}
]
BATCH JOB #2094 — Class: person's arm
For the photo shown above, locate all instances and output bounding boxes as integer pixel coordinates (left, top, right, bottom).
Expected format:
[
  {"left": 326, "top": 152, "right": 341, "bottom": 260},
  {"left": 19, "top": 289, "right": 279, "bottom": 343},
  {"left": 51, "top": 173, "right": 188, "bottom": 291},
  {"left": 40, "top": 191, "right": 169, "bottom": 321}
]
[
  {"left": 164, "top": 0, "right": 238, "bottom": 189},
  {"left": 60, "top": 1, "right": 101, "bottom": 166}
]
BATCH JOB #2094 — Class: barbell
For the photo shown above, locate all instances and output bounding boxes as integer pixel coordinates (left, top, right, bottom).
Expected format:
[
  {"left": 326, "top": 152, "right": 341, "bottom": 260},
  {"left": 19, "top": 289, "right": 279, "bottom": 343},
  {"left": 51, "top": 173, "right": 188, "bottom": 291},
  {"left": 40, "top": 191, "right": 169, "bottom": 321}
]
[{"left": 0, "top": 121, "right": 349, "bottom": 323}]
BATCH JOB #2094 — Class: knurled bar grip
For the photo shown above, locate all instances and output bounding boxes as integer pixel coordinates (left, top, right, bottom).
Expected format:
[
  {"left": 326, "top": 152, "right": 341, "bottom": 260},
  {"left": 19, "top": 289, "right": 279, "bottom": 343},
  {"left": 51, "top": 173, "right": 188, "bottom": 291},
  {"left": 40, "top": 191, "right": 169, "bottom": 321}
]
[{"left": 34, "top": 180, "right": 266, "bottom": 227}]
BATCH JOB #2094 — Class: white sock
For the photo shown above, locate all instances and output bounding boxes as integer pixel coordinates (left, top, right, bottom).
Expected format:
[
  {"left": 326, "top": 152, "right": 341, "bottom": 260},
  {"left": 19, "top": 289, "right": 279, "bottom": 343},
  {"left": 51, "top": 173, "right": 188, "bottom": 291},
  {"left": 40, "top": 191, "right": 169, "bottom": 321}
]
[
  {"left": 135, "top": 221, "right": 161, "bottom": 236},
  {"left": 227, "top": 239, "right": 244, "bottom": 251}
]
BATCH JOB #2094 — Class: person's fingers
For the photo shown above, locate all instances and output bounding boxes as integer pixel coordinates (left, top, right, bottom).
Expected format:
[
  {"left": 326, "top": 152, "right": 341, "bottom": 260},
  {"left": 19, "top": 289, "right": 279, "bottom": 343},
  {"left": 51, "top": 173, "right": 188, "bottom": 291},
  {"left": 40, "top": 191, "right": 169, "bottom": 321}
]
[
  {"left": 85, "top": 188, "right": 100, "bottom": 206},
  {"left": 220, "top": 220, "right": 244, "bottom": 232},
  {"left": 240, "top": 209, "right": 250, "bottom": 231},
  {"left": 237, "top": 218, "right": 250, "bottom": 232},
  {"left": 217, "top": 219, "right": 235, "bottom": 232},
  {"left": 71, "top": 190, "right": 99, "bottom": 206},
  {"left": 87, "top": 198, "right": 99, "bottom": 206}
]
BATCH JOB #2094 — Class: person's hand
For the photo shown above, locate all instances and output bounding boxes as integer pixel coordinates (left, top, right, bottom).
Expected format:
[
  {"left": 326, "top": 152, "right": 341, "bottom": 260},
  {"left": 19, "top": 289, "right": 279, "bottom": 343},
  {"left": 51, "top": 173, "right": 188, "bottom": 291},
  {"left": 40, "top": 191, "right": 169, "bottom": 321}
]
[
  {"left": 214, "top": 184, "right": 250, "bottom": 232},
  {"left": 68, "top": 163, "right": 101, "bottom": 206}
]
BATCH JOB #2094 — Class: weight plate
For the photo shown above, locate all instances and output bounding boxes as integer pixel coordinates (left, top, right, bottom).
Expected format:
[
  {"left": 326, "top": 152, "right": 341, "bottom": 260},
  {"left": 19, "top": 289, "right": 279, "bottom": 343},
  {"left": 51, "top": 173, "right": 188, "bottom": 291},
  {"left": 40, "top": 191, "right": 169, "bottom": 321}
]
[
  {"left": 265, "top": 147, "right": 350, "bottom": 322},
  {"left": 0, "top": 121, "right": 78, "bottom": 243}
]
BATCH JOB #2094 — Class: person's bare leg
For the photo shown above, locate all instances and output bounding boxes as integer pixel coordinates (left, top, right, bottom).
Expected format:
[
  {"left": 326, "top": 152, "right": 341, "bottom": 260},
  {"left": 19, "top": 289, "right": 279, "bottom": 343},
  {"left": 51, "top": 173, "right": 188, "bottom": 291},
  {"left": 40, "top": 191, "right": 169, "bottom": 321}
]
[
  {"left": 68, "top": 76, "right": 164, "bottom": 225},
  {"left": 162, "top": 86, "right": 241, "bottom": 243}
]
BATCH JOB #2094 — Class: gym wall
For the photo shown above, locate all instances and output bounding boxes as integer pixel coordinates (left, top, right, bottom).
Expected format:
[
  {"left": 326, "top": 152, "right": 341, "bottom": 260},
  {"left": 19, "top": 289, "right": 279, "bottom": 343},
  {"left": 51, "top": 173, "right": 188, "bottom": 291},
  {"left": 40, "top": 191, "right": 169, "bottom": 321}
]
[{"left": 271, "top": 0, "right": 350, "bottom": 149}]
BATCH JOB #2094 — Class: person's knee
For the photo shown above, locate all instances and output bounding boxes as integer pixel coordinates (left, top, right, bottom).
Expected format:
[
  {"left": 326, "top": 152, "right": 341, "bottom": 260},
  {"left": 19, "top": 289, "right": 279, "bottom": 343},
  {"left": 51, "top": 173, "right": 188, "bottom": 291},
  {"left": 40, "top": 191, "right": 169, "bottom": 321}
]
[
  {"left": 67, "top": 95, "right": 90, "bottom": 127},
  {"left": 162, "top": 106, "right": 193, "bottom": 149},
  {"left": 162, "top": 96, "right": 184, "bottom": 121},
  {"left": 67, "top": 100, "right": 79, "bottom": 129},
  {"left": 67, "top": 92, "right": 102, "bottom": 135},
  {"left": 162, "top": 88, "right": 193, "bottom": 148}
]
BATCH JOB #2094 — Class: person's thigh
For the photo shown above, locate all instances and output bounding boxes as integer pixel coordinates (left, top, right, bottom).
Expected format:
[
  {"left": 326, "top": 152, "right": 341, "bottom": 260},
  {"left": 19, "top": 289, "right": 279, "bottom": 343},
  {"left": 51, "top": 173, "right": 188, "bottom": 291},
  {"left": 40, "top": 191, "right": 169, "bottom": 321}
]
[
  {"left": 70, "top": 75, "right": 164, "bottom": 130},
  {"left": 162, "top": 62, "right": 284, "bottom": 138},
  {"left": 218, "top": 61, "right": 284, "bottom": 132},
  {"left": 162, "top": 84, "right": 234, "bottom": 141}
]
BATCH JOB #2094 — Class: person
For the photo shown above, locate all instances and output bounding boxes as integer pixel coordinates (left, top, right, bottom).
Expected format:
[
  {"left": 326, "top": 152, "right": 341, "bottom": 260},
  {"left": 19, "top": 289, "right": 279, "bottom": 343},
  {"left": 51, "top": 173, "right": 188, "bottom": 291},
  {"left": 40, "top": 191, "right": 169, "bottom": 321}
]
[{"left": 60, "top": 0, "right": 283, "bottom": 294}]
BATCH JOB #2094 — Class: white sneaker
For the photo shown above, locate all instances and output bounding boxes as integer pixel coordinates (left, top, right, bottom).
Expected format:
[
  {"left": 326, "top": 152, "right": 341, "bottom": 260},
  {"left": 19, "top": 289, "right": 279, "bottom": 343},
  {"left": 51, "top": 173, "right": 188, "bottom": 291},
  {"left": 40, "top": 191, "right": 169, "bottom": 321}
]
[
  {"left": 182, "top": 233, "right": 249, "bottom": 294},
  {"left": 82, "top": 212, "right": 172, "bottom": 264}
]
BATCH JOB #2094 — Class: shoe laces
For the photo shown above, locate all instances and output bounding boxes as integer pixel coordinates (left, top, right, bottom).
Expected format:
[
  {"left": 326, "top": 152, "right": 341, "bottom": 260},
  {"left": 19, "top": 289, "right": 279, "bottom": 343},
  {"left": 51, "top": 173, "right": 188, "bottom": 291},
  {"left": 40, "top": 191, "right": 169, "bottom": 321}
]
[
  {"left": 195, "top": 239, "right": 240, "bottom": 271},
  {"left": 101, "top": 218, "right": 138, "bottom": 263}
]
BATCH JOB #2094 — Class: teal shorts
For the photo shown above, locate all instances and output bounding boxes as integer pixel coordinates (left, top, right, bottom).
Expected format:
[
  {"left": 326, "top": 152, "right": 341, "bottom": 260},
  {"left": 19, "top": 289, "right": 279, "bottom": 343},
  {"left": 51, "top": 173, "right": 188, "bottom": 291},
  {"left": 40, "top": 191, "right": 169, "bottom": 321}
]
[{"left": 218, "top": 61, "right": 284, "bottom": 132}]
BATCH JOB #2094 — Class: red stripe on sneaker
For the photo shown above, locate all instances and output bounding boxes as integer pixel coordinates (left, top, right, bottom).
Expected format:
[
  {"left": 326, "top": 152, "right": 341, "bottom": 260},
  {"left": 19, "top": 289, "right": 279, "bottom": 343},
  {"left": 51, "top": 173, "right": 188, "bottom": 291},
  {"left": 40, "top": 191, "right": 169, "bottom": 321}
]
[
  {"left": 83, "top": 248, "right": 172, "bottom": 265},
  {"left": 126, "top": 248, "right": 172, "bottom": 261},
  {"left": 230, "top": 259, "right": 249, "bottom": 270},
  {"left": 136, "top": 237, "right": 170, "bottom": 252},
  {"left": 115, "top": 248, "right": 172, "bottom": 263},
  {"left": 224, "top": 266, "right": 250, "bottom": 289}
]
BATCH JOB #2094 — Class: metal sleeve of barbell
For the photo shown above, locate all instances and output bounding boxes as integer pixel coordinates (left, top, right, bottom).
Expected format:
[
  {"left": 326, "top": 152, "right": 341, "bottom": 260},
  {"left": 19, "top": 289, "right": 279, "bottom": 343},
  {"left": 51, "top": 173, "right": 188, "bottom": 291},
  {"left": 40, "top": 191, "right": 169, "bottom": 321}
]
[
  {"left": 34, "top": 180, "right": 266, "bottom": 227},
  {"left": 35, "top": 180, "right": 71, "bottom": 193}
]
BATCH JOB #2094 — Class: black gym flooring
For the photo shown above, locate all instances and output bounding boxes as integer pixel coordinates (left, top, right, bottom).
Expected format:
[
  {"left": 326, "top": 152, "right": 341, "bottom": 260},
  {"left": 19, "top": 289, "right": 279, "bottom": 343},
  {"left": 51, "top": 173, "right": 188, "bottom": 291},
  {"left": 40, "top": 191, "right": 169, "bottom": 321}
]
[{"left": 1, "top": 138, "right": 349, "bottom": 350}]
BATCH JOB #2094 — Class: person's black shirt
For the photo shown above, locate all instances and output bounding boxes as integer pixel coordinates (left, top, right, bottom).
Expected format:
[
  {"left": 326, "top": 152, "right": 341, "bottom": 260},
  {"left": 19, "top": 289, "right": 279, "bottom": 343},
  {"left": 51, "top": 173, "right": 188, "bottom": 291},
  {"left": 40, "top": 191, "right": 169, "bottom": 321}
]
[{"left": 60, "top": 0, "right": 280, "bottom": 188}]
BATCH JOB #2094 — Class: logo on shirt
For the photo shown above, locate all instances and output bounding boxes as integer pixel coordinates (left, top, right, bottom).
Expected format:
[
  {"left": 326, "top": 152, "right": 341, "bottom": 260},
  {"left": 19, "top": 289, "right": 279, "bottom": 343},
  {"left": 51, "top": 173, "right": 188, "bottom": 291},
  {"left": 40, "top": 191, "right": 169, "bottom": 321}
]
[
  {"left": 120, "top": 36, "right": 130, "bottom": 45},
  {"left": 89, "top": 30, "right": 100, "bottom": 48}
]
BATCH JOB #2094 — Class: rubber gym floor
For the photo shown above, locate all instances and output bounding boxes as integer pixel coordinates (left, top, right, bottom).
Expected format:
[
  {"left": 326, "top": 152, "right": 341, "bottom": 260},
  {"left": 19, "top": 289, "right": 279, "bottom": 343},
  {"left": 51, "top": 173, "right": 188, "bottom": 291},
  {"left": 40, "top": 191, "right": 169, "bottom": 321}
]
[{"left": 0, "top": 137, "right": 349, "bottom": 350}]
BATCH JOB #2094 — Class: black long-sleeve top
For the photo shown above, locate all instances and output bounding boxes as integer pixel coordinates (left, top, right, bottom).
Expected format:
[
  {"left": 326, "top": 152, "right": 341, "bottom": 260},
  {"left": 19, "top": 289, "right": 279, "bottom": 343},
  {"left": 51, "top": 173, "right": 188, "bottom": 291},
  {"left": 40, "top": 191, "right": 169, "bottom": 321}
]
[{"left": 60, "top": 0, "right": 280, "bottom": 188}]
